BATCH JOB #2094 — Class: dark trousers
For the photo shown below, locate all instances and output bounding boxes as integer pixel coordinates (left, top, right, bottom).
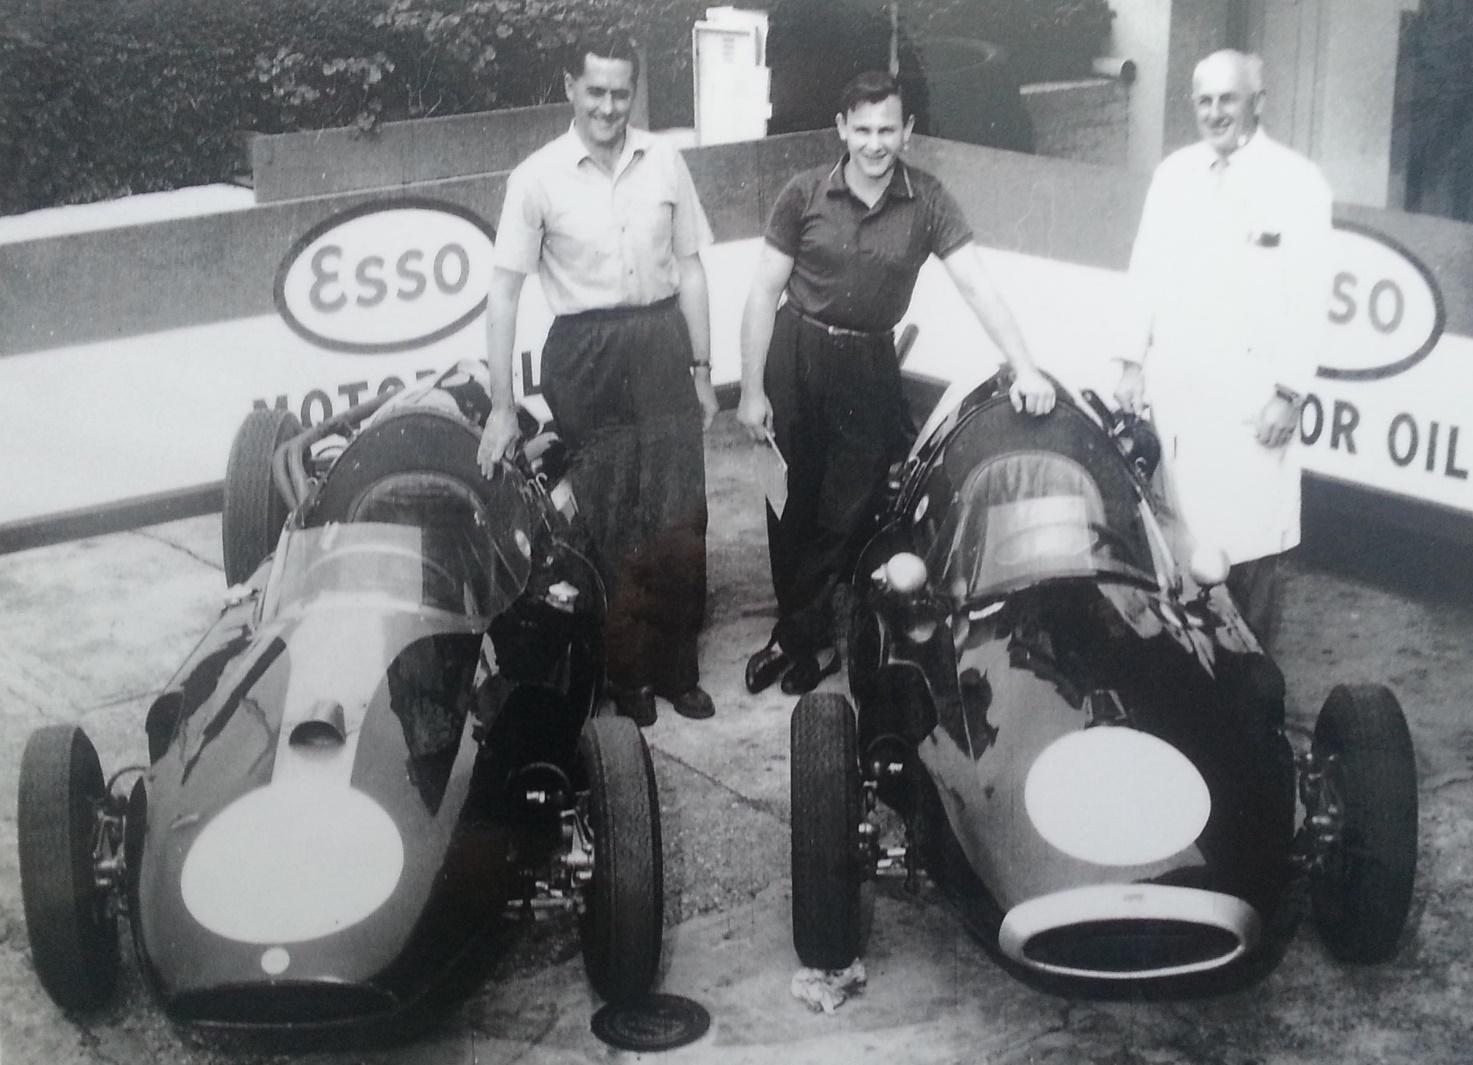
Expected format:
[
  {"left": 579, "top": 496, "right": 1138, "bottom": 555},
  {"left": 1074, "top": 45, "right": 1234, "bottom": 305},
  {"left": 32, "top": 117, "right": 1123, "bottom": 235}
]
[
  {"left": 1227, "top": 552, "right": 1285, "bottom": 654},
  {"left": 540, "top": 298, "right": 708, "bottom": 696},
  {"left": 765, "top": 305, "right": 910, "bottom": 657}
]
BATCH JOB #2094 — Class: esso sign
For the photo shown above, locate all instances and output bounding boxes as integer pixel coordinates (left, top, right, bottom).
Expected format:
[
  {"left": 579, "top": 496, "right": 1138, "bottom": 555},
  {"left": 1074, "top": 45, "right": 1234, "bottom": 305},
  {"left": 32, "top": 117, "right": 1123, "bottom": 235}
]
[
  {"left": 275, "top": 199, "right": 495, "bottom": 353},
  {"left": 1320, "top": 221, "right": 1444, "bottom": 381}
]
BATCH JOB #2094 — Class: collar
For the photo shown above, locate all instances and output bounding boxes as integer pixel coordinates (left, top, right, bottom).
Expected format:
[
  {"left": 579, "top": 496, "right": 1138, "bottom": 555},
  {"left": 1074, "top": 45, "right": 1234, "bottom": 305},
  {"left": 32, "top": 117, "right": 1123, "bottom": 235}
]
[
  {"left": 1204, "top": 127, "right": 1272, "bottom": 171},
  {"left": 554, "top": 124, "right": 652, "bottom": 173},
  {"left": 825, "top": 155, "right": 916, "bottom": 201}
]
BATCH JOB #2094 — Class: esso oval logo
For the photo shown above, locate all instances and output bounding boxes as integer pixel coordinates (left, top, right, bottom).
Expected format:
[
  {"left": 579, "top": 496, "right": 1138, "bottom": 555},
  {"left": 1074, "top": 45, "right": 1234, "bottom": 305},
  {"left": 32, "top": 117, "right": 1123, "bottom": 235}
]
[
  {"left": 1320, "top": 221, "right": 1445, "bottom": 381},
  {"left": 275, "top": 199, "right": 495, "bottom": 353}
]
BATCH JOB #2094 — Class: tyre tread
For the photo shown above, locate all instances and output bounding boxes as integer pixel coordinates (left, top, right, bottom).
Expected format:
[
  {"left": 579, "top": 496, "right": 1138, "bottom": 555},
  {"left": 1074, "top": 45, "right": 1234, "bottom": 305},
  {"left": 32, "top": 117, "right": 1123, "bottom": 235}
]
[{"left": 790, "top": 692, "right": 863, "bottom": 969}]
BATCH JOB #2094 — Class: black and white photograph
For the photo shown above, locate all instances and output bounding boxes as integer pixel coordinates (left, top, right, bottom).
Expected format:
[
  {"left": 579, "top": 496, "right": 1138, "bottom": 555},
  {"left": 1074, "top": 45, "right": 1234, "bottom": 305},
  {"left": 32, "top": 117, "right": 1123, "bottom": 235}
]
[{"left": 2, "top": 1, "right": 1470, "bottom": 1062}]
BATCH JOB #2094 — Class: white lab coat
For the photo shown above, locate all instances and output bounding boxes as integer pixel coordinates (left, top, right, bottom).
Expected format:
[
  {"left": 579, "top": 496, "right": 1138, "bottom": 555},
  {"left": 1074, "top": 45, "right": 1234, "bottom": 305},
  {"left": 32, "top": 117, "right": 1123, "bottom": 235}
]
[{"left": 1126, "top": 131, "right": 1333, "bottom": 564}]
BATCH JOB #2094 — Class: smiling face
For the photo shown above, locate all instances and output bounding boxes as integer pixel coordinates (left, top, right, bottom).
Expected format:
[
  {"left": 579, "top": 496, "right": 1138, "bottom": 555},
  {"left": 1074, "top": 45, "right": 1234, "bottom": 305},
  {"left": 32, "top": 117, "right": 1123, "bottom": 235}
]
[
  {"left": 1192, "top": 52, "right": 1262, "bottom": 157},
  {"left": 836, "top": 94, "right": 913, "bottom": 184},
  {"left": 565, "top": 53, "right": 636, "bottom": 154}
]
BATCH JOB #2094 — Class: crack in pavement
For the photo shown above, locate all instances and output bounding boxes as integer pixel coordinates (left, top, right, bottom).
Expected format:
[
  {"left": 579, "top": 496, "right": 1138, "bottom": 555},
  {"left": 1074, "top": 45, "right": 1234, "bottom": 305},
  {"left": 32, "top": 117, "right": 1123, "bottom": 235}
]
[
  {"left": 134, "top": 528, "right": 221, "bottom": 571},
  {"left": 650, "top": 744, "right": 789, "bottom": 826}
]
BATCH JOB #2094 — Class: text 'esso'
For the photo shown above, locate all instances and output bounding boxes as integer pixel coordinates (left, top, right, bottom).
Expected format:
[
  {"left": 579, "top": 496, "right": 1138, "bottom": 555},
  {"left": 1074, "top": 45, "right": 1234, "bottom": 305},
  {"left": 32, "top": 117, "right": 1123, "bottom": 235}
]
[
  {"left": 1320, "top": 222, "right": 1444, "bottom": 381},
  {"left": 274, "top": 200, "right": 495, "bottom": 354}
]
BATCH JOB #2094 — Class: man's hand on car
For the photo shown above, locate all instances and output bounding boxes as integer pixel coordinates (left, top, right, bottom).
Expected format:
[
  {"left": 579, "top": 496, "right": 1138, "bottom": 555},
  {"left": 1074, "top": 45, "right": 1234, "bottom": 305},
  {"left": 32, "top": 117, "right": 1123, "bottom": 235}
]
[
  {"left": 1010, "top": 366, "right": 1057, "bottom": 416},
  {"left": 477, "top": 407, "right": 521, "bottom": 477}
]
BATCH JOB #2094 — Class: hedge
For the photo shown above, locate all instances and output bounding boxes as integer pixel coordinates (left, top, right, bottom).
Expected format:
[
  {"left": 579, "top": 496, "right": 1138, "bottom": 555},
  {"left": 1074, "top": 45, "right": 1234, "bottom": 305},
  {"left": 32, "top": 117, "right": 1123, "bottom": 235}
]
[{"left": 0, "top": 0, "right": 1113, "bottom": 215}]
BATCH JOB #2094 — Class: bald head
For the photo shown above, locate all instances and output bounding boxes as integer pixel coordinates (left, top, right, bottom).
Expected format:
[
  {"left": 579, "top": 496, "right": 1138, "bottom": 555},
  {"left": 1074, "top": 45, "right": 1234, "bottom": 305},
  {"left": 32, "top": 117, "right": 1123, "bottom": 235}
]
[{"left": 1191, "top": 49, "right": 1265, "bottom": 157}]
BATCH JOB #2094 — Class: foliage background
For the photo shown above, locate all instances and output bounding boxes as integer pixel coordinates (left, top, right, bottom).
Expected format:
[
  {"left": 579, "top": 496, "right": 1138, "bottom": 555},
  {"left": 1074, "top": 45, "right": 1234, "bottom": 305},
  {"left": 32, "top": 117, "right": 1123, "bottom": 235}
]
[
  {"left": 0, "top": 0, "right": 1115, "bottom": 216},
  {"left": 1402, "top": 0, "right": 1473, "bottom": 222}
]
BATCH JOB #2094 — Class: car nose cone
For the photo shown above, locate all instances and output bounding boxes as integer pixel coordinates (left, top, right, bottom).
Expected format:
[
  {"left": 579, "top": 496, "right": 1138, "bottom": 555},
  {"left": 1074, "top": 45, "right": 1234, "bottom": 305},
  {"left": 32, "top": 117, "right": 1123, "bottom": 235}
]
[
  {"left": 180, "top": 780, "right": 405, "bottom": 943},
  {"left": 1024, "top": 727, "right": 1211, "bottom": 866}
]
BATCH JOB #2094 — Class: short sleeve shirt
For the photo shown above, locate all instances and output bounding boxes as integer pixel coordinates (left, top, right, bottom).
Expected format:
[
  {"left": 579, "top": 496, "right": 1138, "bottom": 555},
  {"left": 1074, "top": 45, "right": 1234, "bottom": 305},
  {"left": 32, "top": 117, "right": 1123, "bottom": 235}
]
[
  {"left": 763, "top": 158, "right": 974, "bottom": 331},
  {"left": 494, "top": 127, "right": 714, "bottom": 316}
]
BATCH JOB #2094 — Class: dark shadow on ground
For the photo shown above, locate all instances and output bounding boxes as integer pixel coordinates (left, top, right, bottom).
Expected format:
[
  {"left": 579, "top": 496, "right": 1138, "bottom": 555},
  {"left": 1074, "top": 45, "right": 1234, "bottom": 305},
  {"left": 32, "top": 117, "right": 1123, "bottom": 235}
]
[{"left": 1300, "top": 492, "right": 1473, "bottom": 608}]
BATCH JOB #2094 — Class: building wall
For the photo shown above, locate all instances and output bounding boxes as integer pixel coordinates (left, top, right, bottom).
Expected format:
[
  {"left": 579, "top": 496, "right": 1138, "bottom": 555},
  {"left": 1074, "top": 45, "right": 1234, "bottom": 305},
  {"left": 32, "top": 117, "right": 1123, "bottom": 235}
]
[
  {"left": 1110, "top": 0, "right": 1417, "bottom": 207},
  {"left": 1020, "top": 79, "right": 1130, "bottom": 168}
]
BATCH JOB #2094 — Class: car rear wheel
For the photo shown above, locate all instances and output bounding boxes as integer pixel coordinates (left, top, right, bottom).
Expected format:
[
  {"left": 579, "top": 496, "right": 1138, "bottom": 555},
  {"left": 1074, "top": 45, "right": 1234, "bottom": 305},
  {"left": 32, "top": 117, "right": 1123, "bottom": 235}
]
[
  {"left": 791, "top": 692, "right": 867, "bottom": 969},
  {"left": 1309, "top": 683, "right": 1418, "bottom": 962},
  {"left": 18, "top": 725, "right": 120, "bottom": 1011},
  {"left": 222, "top": 408, "right": 300, "bottom": 586},
  {"left": 578, "top": 716, "right": 663, "bottom": 1003}
]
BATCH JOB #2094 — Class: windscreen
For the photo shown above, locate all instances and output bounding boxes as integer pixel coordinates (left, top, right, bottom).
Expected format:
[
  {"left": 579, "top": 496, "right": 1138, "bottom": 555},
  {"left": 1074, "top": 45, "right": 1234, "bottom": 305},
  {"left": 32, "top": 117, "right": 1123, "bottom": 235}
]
[
  {"left": 269, "top": 519, "right": 523, "bottom": 622},
  {"left": 927, "top": 449, "right": 1157, "bottom": 601}
]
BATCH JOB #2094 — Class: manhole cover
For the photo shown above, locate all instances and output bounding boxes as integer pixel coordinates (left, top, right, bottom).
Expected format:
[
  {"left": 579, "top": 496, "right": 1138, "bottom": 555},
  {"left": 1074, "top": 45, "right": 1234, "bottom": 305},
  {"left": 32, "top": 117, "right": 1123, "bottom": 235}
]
[{"left": 590, "top": 993, "right": 711, "bottom": 1052}]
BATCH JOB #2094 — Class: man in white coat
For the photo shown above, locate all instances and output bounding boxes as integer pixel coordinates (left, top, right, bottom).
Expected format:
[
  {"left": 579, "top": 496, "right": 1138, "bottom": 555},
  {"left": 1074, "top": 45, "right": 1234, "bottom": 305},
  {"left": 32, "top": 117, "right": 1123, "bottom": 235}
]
[{"left": 1115, "top": 49, "right": 1332, "bottom": 648}]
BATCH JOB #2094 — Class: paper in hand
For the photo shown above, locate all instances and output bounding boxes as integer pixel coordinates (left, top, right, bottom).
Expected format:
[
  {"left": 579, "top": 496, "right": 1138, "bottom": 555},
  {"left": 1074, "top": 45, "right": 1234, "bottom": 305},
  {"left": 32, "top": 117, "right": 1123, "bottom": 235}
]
[{"left": 758, "top": 430, "right": 788, "bottom": 519}]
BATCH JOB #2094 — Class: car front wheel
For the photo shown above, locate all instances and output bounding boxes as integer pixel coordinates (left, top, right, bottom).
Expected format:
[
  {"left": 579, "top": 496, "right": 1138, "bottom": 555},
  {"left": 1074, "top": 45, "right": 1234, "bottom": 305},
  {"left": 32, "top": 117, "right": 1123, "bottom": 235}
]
[
  {"left": 790, "top": 691, "right": 868, "bottom": 969},
  {"left": 1308, "top": 683, "right": 1418, "bottom": 962},
  {"left": 18, "top": 725, "right": 120, "bottom": 1011},
  {"left": 577, "top": 716, "right": 663, "bottom": 1003}
]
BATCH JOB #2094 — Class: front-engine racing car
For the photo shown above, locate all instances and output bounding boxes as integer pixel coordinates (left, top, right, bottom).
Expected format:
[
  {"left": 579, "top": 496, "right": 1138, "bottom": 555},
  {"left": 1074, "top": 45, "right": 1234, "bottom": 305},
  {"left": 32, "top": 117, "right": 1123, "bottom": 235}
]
[
  {"left": 790, "top": 374, "right": 1419, "bottom": 983},
  {"left": 18, "top": 375, "right": 664, "bottom": 1028}
]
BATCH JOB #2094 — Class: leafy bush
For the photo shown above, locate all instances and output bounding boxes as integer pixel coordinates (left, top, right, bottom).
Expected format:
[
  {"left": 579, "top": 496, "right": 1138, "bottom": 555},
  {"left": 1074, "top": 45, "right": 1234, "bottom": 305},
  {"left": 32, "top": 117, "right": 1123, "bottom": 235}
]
[
  {"left": 0, "top": 0, "right": 1113, "bottom": 215},
  {"left": 1402, "top": 0, "right": 1473, "bottom": 219}
]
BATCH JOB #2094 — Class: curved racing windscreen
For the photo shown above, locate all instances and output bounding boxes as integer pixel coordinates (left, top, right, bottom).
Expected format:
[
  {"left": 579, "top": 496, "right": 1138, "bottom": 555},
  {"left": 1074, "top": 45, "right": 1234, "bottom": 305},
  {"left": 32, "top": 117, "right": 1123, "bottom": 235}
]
[
  {"left": 917, "top": 400, "right": 1161, "bottom": 602},
  {"left": 268, "top": 469, "right": 532, "bottom": 625}
]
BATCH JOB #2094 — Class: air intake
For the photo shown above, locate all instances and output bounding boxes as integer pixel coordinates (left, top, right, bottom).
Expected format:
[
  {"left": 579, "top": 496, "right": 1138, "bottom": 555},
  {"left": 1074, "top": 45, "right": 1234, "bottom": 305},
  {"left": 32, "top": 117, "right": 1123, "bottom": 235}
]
[{"left": 998, "top": 884, "right": 1259, "bottom": 979}]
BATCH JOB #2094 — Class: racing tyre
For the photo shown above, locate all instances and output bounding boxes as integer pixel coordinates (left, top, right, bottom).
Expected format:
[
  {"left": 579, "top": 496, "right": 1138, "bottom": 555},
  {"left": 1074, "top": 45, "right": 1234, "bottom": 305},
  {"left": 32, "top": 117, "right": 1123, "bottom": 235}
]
[
  {"left": 791, "top": 692, "right": 867, "bottom": 969},
  {"left": 578, "top": 716, "right": 663, "bottom": 1003},
  {"left": 222, "top": 408, "right": 300, "bottom": 586},
  {"left": 1309, "top": 684, "right": 1418, "bottom": 962},
  {"left": 17, "top": 725, "right": 119, "bottom": 1011}
]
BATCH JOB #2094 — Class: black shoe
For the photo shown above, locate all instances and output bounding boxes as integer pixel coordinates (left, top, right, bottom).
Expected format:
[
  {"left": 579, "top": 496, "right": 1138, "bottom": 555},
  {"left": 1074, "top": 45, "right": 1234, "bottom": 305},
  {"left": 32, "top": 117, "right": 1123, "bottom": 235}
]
[
  {"left": 780, "top": 649, "right": 841, "bottom": 696},
  {"left": 667, "top": 686, "right": 715, "bottom": 720},
  {"left": 613, "top": 684, "right": 657, "bottom": 727},
  {"left": 745, "top": 641, "right": 791, "bottom": 694}
]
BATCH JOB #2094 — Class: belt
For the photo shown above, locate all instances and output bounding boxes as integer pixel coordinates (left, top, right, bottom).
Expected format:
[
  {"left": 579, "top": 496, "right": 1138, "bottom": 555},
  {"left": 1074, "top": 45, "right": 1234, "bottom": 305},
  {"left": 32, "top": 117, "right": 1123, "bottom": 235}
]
[
  {"left": 557, "top": 294, "right": 679, "bottom": 325},
  {"left": 783, "top": 303, "right": 891, "bottom": 339}
]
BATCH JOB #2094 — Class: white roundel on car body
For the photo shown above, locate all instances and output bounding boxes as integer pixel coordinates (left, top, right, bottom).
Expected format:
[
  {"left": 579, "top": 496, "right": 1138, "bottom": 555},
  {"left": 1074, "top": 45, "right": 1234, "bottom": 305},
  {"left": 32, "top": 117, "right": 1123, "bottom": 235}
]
[
  {"left": 181, "top": 780, "right": 404, "bottom": 944},
  {"left": 1024, "top": 727, "right": 1211, "bottom": 867}
]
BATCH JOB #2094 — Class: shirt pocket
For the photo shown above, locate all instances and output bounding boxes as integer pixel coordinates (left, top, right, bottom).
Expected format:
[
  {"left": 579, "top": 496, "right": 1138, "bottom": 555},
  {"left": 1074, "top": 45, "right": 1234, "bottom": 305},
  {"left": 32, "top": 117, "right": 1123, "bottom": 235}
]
[
  {"left": 544, "top": 195, "right": 620, "bottom": 271},
  {"left": 626, "top": 194, "right": 676, "bottom": 263}
]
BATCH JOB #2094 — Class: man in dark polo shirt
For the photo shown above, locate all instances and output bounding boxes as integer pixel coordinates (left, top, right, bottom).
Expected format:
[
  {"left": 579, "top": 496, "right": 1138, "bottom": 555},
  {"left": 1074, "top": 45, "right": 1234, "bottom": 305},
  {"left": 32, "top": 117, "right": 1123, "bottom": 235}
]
[{"left": 736, "top": 70, "right": 1055, "bottom": 695}]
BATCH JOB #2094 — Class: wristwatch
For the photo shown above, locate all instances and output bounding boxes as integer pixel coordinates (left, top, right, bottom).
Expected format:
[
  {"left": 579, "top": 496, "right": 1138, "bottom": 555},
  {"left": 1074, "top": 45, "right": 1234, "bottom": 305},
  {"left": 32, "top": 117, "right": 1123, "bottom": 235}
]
[{"left": 1273, "top": 384, "right": 1303, "bottom": 409}]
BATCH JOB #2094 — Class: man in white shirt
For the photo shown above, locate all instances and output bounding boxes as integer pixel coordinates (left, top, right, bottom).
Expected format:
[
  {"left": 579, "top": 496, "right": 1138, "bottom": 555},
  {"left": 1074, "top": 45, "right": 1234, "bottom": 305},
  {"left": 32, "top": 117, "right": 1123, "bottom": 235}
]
[
  {"left": 1116, "top": 49, "right": 1332, "bottom": 647},
  {"left": 478, "top": 33, "right": 719, "bottom": 724}
]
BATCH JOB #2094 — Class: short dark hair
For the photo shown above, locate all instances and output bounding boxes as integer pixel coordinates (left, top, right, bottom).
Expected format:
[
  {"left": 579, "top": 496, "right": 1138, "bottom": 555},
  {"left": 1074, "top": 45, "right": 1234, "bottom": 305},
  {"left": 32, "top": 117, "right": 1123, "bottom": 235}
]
[
  {"left": 565, "top": 32, "right": 641, "bottom": 84},
  {"left": 839, "top": 70, "right": 907, "bottom": 118}
]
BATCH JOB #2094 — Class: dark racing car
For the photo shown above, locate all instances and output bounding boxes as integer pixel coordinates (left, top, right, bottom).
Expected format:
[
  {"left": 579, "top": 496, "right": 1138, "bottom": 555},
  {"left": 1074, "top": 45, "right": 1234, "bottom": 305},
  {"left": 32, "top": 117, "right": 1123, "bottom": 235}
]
[
  {"left": 17, "top": 375, "right": 663, "bottom": 1028},
  {"left": 790, "top": 374, "right": 1418, "bottom": 983}
]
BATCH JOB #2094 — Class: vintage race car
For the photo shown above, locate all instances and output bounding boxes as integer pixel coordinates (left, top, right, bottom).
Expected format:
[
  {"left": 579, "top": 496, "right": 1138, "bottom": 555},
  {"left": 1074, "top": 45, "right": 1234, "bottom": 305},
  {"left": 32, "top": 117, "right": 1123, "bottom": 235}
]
[
  {"left": 18, "top": 379, "right": 663, "bottom": 1028},
  {"left": 790, "top": 375, "right": 1419, "bottom": 982}
]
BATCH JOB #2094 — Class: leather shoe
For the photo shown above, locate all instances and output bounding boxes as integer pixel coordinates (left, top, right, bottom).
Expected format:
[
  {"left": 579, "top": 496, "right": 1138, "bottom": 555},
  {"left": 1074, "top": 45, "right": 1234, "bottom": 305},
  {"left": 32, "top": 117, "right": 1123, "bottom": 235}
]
[
  {"left": 745, "top": 642, "right": 791, "bottom": 694},
  {"left": 612, "top": 684, "right": 657, "bottom": 727},
  {"left": 667, "top": 686, "right": 715, "bottom": 720},
  {"left": 780, "top": 650, "right": 841, "bottom": 696}
]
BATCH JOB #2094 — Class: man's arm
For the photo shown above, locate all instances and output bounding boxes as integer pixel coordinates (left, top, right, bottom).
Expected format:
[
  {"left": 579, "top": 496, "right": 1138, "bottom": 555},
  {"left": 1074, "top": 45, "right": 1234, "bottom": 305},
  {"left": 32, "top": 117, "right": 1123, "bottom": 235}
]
[
  {"left": 676, "top": 252, "right": 718, "bottom": 431},
  {"left": 1116, "top": 166, "right": 1169, "bottom": 415},
  {"left": 940, "top": 245, "right": 1055, "bottom": 415},
  {"left": 477, "top": 266, "right": 527, "bottom": 476},
  {"left": 736, "top": 243, "right": 796, "bottom": 441},
  {"left": 1256, "top": 167, "right": 1334, "bottom": 448}
]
